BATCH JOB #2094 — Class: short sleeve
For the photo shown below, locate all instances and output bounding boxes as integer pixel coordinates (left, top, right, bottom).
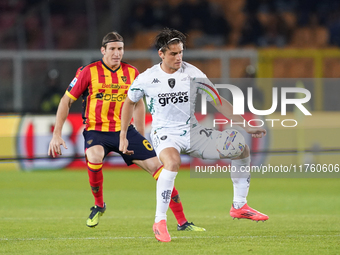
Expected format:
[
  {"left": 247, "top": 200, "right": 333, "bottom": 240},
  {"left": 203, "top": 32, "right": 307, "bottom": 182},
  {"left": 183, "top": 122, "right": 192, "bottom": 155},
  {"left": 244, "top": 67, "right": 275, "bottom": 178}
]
[
  {"left": 65, "top": 66, "right": 90, "bottom": 101},
  {"left": 127, "top": 75, "right": 145, "bottom": 103},
  {"left": 195, "top": 78, "right": 220, "bottom": 102}
]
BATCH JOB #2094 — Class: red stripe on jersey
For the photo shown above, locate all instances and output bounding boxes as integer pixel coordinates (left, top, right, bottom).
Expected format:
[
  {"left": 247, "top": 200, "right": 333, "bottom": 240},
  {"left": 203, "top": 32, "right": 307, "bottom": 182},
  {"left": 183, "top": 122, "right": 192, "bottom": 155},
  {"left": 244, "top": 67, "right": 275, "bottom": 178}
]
[
  {"left": 118, "top": 101, "right": 124, "bottom": 127},
  {"left": 123, "top": 88, "right": 128, "bottom": 99},
  {"left": 84, "top": 66, "right": 93, "bottom": 127},
  {"left": 110, "top": 70, "right": 119, "bottom": 84},
  {"left": 107, "top": 89, "right": 119, "bottom": 132},
  {"left": 118, "top": 89, "right": 129, "bottom": 123},
  {"left": 94, "top": 89, "right": 105, "bottom": 131},
  {"left": 94, "top": 101, "right": 103, "bottom": 131},
  {"left": 84, "top": 87, "right": 91, "bottom": 126},
  {"left": 108, "top": 101, "right": 116, "bottom": 132},
  {"left": 108, "top": 72, "right": 118, "bottom": 131},
  {"left": 97, "top": 63, "right": 105, "bottom": 83}
]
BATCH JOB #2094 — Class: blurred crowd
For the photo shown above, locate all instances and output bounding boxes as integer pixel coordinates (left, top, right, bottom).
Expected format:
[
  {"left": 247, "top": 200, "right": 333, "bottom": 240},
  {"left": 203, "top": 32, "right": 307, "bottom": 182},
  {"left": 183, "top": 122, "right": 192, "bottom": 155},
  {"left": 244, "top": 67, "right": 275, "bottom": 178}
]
[
  {"left": 1, "top": 0, "right": 340, "bottom": 50},
  {"left": 127, "top": 0, "right": 340, "bottom": 49},
  {"left": 0, "top": 0, "right": 108, "bottom": 49}
]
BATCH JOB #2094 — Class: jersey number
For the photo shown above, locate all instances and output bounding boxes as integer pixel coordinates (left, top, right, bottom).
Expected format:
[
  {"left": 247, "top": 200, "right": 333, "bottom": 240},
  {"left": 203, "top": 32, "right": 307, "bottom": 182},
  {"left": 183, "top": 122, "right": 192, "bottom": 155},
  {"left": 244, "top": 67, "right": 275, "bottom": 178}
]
[
  {"left": 199, "top": 128, "right": 213, "bottom": 137},
  {"left": 143, "top": 139, "right": 153, "bottom": 151}
]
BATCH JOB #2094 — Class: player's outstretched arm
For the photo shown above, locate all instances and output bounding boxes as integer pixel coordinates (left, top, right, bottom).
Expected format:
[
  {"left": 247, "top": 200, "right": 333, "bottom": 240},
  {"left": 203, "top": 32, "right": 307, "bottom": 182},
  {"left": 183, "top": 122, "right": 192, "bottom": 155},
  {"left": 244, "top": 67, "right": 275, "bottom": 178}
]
[
  {"left": 48, "top": 94, "right": 74, "bottom": 157},
  {"left": 119, "top": 97, "right": 137, "bottom": 155},
  {"left": 211, "top": 96, "right": 266, "bottom": 138}
]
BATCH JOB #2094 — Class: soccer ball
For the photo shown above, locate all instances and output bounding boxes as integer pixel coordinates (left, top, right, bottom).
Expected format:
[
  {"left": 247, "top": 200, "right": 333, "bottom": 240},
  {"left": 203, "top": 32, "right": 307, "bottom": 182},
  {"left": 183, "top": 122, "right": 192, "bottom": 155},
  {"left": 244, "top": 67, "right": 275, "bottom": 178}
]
[{"left": 216, "top": 129, "right": 245, "bottom": 158}]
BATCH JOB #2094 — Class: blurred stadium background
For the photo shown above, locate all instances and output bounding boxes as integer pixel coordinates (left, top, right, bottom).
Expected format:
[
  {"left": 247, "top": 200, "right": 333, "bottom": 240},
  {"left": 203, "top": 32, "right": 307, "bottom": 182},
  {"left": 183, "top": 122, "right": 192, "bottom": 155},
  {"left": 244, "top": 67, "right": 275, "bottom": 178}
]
[{"left": 0, "top": 0, "right": 340, "bottom": 171}]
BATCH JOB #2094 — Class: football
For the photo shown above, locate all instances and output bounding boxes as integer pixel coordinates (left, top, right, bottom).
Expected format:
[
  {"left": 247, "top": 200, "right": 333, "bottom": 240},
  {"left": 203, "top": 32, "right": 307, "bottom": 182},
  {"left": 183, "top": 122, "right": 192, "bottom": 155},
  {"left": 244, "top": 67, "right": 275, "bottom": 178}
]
[{"left": 216, "top": 129, "right": 246, "bottom": 158}]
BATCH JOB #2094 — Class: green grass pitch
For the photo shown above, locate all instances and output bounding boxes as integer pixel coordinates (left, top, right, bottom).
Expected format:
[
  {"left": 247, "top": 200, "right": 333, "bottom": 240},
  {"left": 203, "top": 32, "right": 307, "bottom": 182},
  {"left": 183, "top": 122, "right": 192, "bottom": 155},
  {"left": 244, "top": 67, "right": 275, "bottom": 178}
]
[{"left": 0, "top": 169, "right": 339, "bottom": 254}]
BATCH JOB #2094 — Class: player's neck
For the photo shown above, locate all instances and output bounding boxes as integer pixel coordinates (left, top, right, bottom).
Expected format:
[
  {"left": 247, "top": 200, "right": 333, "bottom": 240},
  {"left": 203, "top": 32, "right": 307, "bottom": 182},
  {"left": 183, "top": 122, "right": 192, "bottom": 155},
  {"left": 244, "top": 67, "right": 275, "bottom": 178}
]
[
  {"left": 102, "top": 59, "right": 121, "bottom": 71},
  {"left": 160, "top": 63, "right": 178, "bottom": 74}
]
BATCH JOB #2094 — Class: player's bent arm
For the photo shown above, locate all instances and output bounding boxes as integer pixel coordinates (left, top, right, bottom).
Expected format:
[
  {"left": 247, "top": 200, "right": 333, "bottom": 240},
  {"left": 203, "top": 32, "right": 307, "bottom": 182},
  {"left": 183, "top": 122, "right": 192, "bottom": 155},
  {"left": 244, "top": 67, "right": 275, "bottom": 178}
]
[
  {"left": 211, "top": 97, "right": 266, "bottom": 138},
  {"left": 53, "top": 94, "right": 75, "bottom": 136},
  {"left": 119, "top": 96, "right": 137, "bottom": 154},
  {"left": 132, "top": 98, "right": 146, "bottom": 137},
  {"left": 48, "top": 94, "right": 75, "bottom": 157},
  {"left": 211, "top": 96, "right": 246, "bottom": 124}
]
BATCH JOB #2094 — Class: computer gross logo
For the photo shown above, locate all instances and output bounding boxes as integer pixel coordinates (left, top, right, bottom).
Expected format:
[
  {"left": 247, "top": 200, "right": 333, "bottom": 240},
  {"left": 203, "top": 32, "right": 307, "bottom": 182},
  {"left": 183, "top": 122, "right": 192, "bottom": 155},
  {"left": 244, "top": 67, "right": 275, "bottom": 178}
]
[{"left": 158, "top": 91, "right": 189, "bottom": 106}]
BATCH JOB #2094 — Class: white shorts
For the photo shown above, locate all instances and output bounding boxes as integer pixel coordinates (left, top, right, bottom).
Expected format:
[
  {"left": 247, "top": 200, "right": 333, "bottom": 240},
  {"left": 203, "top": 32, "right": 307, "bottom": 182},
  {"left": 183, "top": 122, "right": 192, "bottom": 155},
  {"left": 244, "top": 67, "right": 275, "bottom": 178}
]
[{"left": 150, "top": 125, "right": 223, "bottom": 160}]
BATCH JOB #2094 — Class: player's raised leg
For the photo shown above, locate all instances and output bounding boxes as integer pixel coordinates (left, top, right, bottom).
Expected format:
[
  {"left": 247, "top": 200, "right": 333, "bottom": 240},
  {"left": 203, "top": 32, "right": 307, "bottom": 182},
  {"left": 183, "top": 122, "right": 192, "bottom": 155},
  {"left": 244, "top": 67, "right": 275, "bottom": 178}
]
[{"left": 229, "top": 145, "right": 268, "bottom": 222}]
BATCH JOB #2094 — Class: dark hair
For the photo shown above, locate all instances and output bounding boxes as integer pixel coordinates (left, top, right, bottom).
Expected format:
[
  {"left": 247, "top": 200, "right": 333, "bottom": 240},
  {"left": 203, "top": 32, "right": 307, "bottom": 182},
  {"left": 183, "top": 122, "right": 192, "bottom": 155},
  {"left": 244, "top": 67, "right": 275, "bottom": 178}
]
[
  {"left": 155, "top": 28, "right": 186, "bottom": 52},
  {"left": 102, "top": 32, "right": 123, "bottom": 48}
]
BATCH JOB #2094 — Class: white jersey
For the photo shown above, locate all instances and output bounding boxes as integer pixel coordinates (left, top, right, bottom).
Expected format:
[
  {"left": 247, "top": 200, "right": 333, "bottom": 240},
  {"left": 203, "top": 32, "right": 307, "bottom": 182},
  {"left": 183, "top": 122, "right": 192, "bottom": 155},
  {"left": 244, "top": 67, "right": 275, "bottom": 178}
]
[{"left": 128, "top": 61, "right": 218, "bottom": 132}]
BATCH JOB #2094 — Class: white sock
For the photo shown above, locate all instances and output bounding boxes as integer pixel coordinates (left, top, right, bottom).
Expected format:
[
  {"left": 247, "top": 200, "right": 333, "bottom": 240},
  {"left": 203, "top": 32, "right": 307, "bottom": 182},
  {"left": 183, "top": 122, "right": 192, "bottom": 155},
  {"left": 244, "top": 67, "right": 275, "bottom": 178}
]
[
  {"left": 231, "top": 157, "right": 251, "bottom": 209},
  {"left": 155, "top": 169, "right": 178, "bottom": 223}
]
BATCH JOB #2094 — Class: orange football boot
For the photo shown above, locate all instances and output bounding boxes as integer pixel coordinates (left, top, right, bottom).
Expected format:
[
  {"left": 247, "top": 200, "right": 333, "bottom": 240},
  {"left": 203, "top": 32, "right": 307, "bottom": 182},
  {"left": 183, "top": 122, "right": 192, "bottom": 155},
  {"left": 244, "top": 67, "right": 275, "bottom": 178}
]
[
  {"left": 230, "top": 203, "right": 269, "bottom": 222},
  {"left": 153, "top": 220, "right": 171, "bottom": 242}
]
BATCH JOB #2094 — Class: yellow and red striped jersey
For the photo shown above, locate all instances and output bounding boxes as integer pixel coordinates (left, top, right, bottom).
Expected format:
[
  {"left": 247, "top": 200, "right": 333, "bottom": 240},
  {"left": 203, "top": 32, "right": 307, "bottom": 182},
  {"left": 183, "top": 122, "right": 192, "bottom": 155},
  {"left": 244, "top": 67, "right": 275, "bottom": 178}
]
[{"left": 66, "top": 60, "right": 139, "bottom": 132}]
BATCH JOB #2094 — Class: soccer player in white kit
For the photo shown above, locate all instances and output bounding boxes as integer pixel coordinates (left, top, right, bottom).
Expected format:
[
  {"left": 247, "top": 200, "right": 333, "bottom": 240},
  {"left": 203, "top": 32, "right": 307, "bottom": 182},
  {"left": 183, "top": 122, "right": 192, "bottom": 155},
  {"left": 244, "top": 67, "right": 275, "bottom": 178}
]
[{"left": 120, "top": 28, "right": 268, "bottom": 242}]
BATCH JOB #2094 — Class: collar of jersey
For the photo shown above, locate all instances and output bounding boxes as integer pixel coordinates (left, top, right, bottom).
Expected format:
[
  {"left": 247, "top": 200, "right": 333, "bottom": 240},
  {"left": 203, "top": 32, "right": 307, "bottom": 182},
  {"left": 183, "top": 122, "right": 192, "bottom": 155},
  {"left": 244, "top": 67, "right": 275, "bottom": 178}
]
[
  {"left": 101, "top": 59, "right": 121, "bottom": 73},
  {"left": 158, "top": 62, "right": 182, "bottom": 75}
]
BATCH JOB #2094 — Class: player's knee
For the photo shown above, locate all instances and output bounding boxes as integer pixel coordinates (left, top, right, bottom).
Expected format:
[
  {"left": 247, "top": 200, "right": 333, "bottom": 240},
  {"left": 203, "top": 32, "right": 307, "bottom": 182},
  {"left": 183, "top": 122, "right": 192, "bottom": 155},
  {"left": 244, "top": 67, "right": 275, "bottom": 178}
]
[
  {"left": 162, "top": 155, "right": 181, "bottom": 171},
  {"left": 239, "top": 144, "right": 250, "bottom": 159},
  {"left": 86, "top": 145, "right": 104, "bottom": 163},
  {"left": 159, "top": 148, "right": 181, "bottom": 172},
  {"left": 87, "top": 155, "right": 103, "bottom": 164},
  {"left": 143, "top": 158, "right": 162, "bottom": 175},
  {"left": 163, "top": 160, "right": 181, "bottom": 172},
  {"left": 243, "top": 144, "right": 250, "bottom": 158}
]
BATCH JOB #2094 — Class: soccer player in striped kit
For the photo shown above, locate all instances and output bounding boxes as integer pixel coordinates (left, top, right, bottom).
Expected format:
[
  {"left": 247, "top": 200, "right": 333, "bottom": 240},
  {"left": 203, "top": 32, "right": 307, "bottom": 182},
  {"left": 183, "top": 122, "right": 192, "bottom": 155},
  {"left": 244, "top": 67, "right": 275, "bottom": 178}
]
[{"left": 48, "top": 31, "right": 205, "bottom": 231}]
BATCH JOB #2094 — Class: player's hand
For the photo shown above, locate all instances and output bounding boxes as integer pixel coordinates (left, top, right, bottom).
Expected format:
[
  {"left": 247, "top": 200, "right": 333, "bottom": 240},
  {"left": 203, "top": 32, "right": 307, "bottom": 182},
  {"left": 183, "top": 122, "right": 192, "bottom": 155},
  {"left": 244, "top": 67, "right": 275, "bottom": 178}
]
[
  {"left": 245, "top": 126, "right": 267, "bottom": 138},
  {"left": 119, "top": 136, "right": 134, "bottom": 155},
  {"left": 48, "top": 135, "right": 68, "bottom": 157}
]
